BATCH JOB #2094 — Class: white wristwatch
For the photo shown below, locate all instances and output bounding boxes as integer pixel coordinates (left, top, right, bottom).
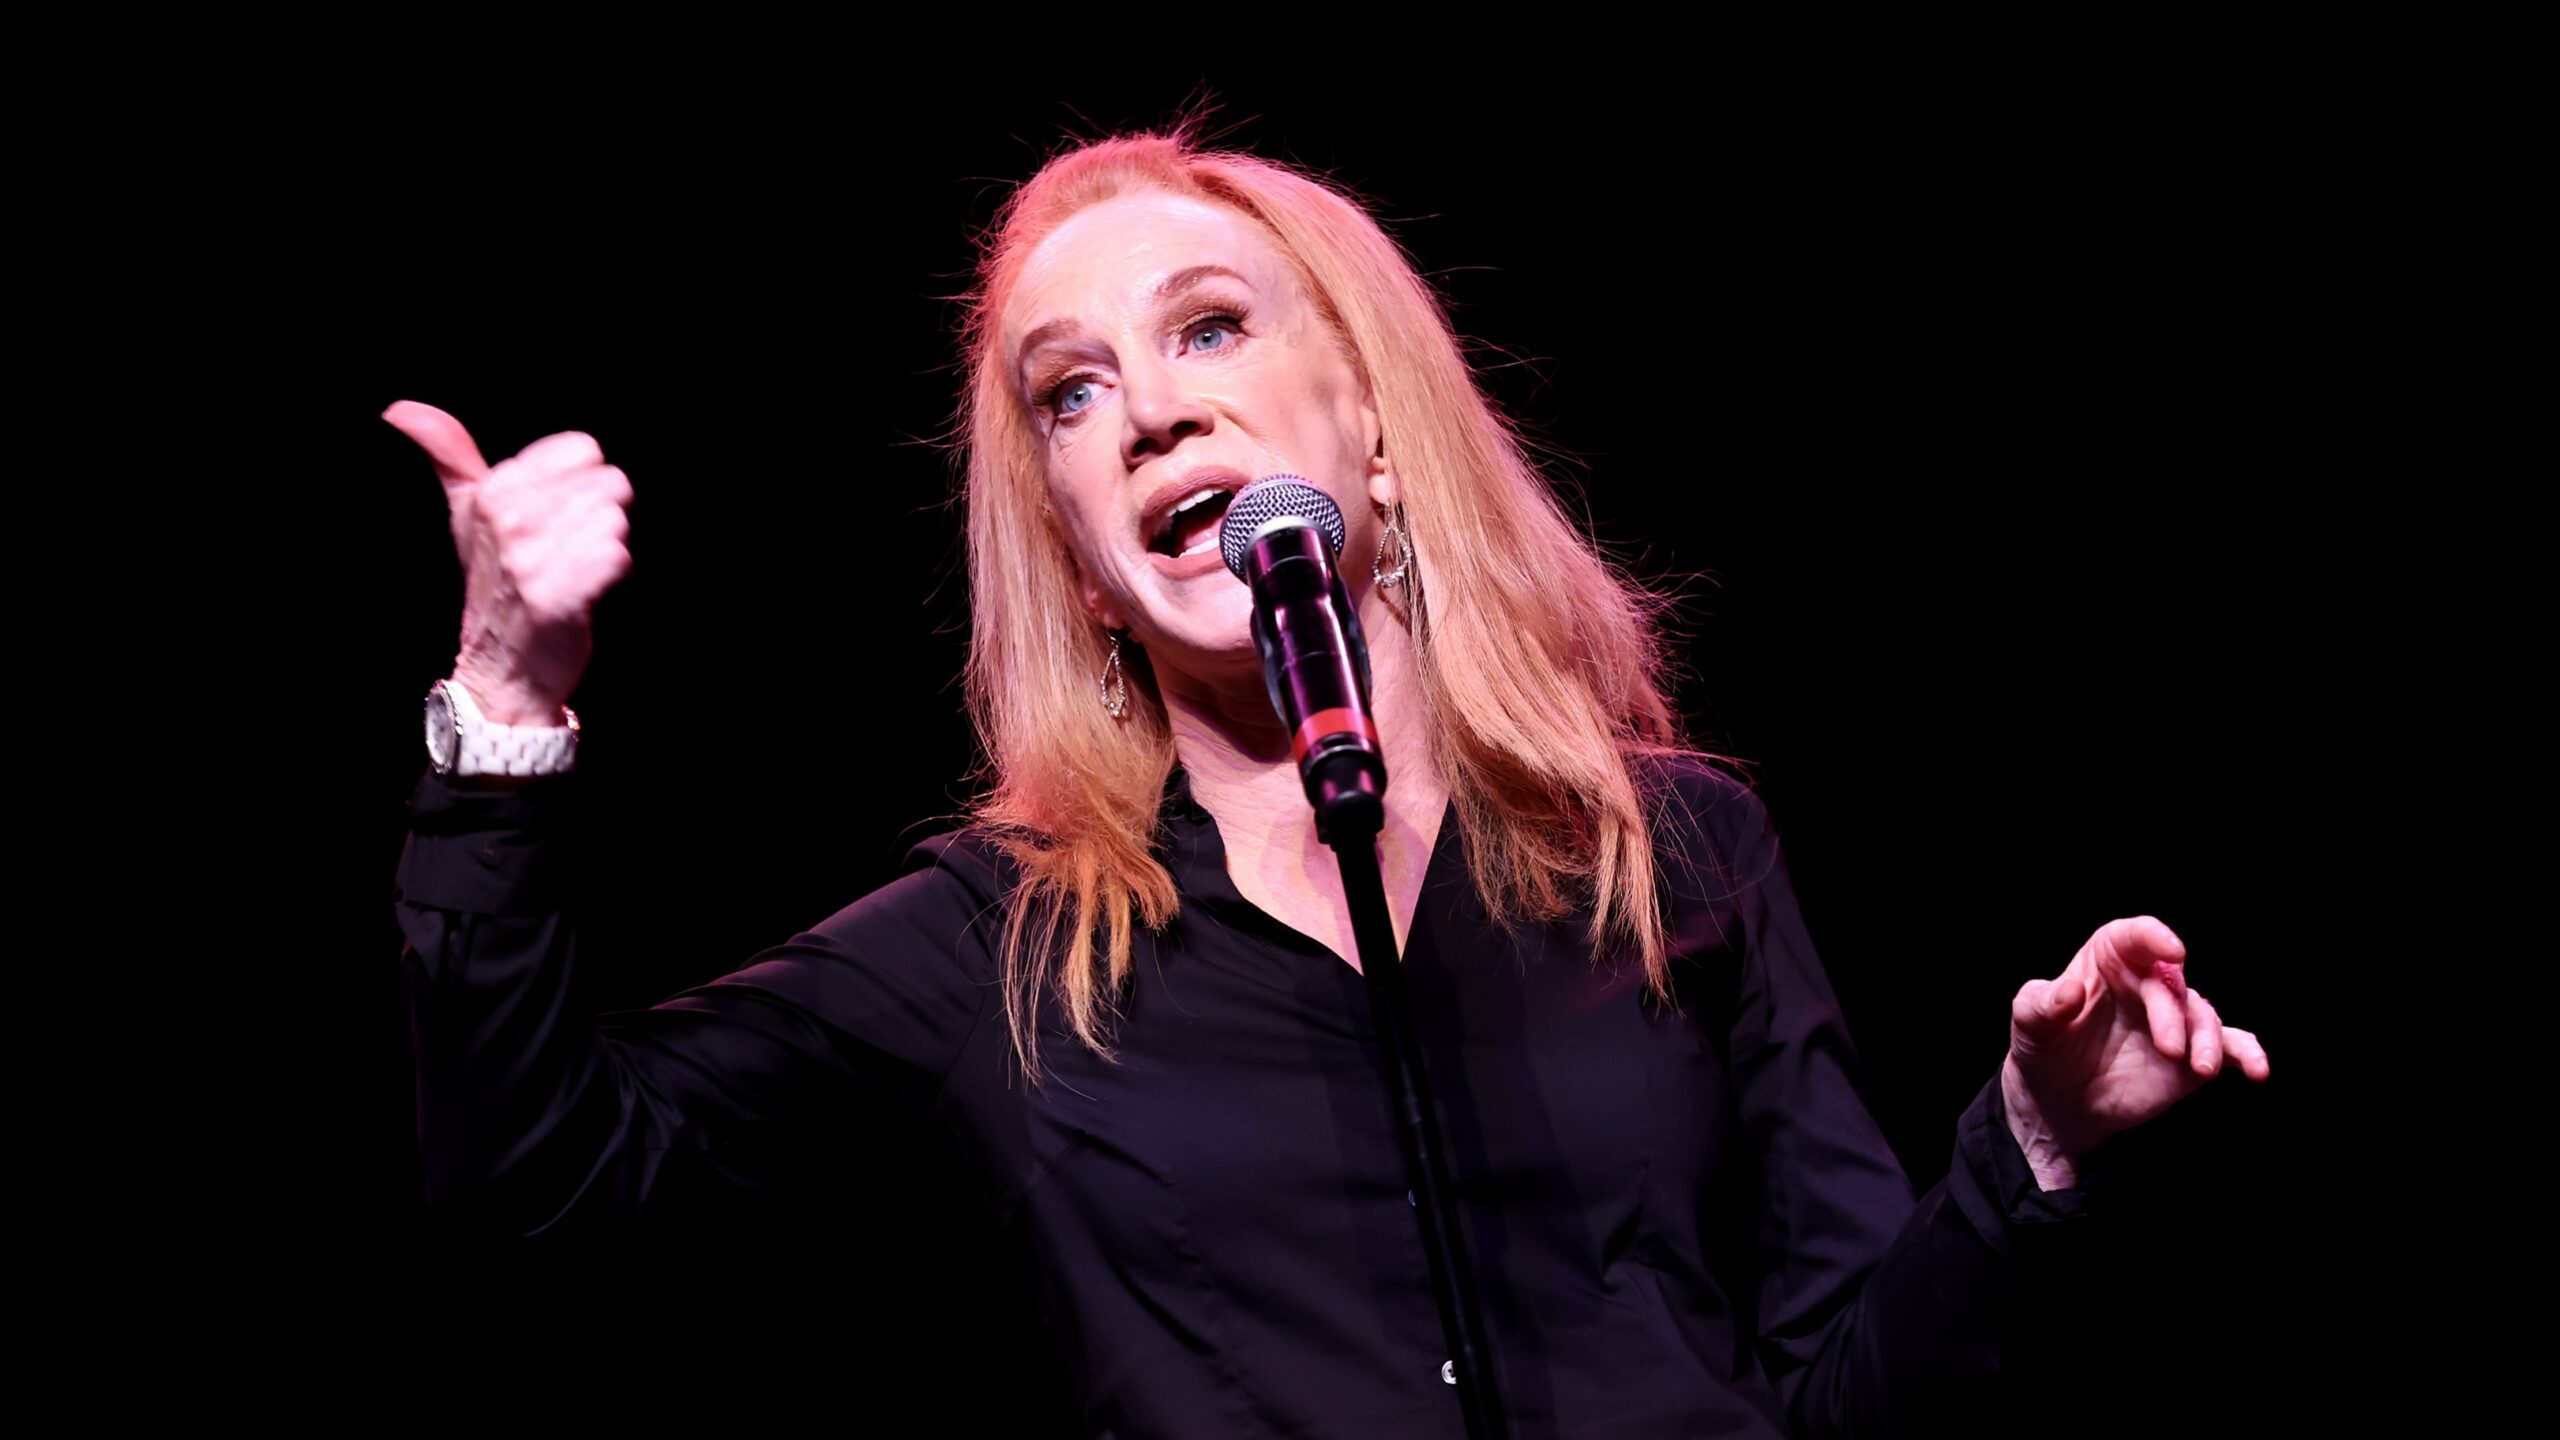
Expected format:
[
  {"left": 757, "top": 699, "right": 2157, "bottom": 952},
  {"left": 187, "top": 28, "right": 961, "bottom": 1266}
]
[{"left": 424, "top": 677, "right": 580, "bottom": 778}]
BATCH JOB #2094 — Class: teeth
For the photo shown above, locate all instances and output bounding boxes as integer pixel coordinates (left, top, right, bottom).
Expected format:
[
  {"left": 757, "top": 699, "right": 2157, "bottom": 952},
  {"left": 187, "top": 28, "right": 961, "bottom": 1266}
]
[{"left": 1151, "top": 486, "right": 1234, "bottom": 552}]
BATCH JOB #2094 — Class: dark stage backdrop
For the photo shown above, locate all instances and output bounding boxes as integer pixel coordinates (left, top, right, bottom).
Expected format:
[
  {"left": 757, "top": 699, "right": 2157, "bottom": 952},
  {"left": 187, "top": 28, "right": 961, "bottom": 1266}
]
[{"left": 271, "top": 60, "right": 2347, "bottom": 1435}]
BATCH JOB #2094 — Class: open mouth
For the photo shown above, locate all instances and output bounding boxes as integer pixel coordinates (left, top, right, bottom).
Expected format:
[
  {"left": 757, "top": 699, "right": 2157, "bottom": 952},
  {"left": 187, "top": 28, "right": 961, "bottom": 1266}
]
[{"left": 1148, "top": 487, "right": 1236, "bottom": 560}]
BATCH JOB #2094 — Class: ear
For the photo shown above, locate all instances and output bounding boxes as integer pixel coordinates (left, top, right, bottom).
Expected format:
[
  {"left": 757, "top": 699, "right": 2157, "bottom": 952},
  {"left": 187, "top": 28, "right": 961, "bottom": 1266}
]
[
  {"left": 1358, "top": 379, "right": 1397, "bottom": 509},
  {"left": 1074, "top": 556, "right": 1128, "bottom": 632}
]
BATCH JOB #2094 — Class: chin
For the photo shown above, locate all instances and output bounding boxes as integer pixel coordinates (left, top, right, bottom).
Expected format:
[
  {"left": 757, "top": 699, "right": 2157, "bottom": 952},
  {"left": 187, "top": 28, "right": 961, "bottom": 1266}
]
[{"left": 1135, "top": 585, "right": 1263, "bottom": 689}]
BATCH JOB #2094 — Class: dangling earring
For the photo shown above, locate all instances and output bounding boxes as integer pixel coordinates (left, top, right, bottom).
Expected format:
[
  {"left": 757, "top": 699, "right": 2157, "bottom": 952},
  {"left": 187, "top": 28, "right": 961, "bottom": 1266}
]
[
  {"left": 1373, "top": 504, "right": 1415, "bottom": 591},
  {"left": 1099, "top": 630, "right": 1129, "bottom": 719}
]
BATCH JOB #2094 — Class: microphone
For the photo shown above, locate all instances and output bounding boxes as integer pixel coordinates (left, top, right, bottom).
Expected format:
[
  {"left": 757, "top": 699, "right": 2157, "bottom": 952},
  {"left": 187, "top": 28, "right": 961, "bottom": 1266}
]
[{"left": 1219, "top": 476, "right": 1387, "bottom": 841}]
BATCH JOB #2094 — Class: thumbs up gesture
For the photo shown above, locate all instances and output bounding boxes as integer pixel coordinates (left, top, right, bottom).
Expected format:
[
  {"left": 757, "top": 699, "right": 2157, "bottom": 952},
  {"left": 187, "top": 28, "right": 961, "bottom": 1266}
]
[{"left": 384, "top": 400, "right": 633, "bottom": 725}]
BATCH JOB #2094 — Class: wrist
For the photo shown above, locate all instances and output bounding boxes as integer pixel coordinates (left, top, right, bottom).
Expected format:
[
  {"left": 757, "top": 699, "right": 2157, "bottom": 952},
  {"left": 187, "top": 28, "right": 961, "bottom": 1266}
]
[
  {"left": 448, "top": 663, "right": 568, "bottom": 727},
  {"left": 2001, "top": 1054, "right": 2084, "bottom": 1192},
  {"left": 425, "top": 676, "right": 579, "bottom": 779}
]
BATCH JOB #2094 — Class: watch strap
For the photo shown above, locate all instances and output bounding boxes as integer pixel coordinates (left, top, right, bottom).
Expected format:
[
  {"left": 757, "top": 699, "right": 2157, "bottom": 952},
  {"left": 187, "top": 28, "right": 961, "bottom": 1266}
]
[{"left": 430, "top": 677, "right": 580, "bottom": 778}]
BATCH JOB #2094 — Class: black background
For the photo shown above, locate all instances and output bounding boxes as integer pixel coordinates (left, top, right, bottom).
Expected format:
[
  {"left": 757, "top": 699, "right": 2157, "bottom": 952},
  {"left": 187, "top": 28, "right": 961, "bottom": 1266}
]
[{"left": 211, "top": 44, "right": 2372, "bottom": 1434}]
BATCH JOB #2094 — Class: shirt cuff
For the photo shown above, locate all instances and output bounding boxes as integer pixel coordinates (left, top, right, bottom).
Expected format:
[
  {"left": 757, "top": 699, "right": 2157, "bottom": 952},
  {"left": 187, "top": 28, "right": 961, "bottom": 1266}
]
[
  {"left": 1947, "top": 1071, "right": 2099, "bottom": 1253},
  {"left": 395, "top": 767, "right": 579, "bottom": 916}
]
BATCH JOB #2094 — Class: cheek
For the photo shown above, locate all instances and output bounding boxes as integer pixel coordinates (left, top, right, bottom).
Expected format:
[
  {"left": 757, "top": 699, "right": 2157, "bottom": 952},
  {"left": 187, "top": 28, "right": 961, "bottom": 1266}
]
[
  {"left": 1044, "top": 439, "right": 1114, "bottom": 541},
  {"left": 1045, "top": 473, "right": 1138, "bottom": 605},
  {"left": 1050, "top": 492, "right": 1114, "bottom": 571}
]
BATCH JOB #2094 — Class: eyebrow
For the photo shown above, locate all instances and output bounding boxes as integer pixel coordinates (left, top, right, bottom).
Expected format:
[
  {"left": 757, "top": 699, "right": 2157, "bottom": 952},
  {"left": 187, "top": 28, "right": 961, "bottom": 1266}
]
[{"left": 1015, "top": 264, "right": 1254, "bottom": 376}]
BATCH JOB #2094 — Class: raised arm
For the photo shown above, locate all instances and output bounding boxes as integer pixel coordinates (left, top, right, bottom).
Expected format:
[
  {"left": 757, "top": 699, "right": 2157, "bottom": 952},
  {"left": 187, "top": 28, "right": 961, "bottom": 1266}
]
[{"left": 386, "top": 402, "right": 999, "bottom": 1236}]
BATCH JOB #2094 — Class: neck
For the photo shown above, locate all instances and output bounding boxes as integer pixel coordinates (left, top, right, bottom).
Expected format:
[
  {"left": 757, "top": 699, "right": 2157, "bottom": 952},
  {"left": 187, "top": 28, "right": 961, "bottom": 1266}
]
[{"left": 1157, "top": 585, "right": 1446, "bottom": 855}]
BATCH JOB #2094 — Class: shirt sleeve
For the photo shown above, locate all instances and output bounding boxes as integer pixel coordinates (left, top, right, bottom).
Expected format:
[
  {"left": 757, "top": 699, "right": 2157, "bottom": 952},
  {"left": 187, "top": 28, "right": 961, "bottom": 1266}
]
[
  {"left": 393, "top": 768, "right": 1006, "bottom": 1238},
  {"left": 1668, "top": 763, "right": 2095, "bottom": 1439}
]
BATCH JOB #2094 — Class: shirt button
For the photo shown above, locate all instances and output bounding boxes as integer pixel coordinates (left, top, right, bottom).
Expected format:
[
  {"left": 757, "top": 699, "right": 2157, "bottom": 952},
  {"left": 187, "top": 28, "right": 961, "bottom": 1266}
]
[{"left": 1442, "top": 1361, "right": 1456, "bottom": 1385}]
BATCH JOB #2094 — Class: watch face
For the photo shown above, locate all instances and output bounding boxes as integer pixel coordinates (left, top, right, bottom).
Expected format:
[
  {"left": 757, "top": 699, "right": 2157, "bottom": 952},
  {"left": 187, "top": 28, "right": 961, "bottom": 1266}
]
[{"left": 424, "top": 686, "right": 458, "bottom": 772}]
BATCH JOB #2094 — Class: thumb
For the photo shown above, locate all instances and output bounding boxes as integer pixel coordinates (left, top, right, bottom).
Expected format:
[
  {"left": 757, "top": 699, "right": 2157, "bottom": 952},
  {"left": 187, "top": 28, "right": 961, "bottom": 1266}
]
[
  {"left": 382, "top": 400, "right": 491, "bottom": 491},
  {"left": 2014, "top": 971, "right": 2087, "bottom": 1036}
]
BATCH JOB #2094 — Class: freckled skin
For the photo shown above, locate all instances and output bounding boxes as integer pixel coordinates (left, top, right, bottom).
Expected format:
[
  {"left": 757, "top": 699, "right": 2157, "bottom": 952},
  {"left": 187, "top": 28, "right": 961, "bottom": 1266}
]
[{"left": 1004, "top": 192, "right": 1391, "bottom": 697}]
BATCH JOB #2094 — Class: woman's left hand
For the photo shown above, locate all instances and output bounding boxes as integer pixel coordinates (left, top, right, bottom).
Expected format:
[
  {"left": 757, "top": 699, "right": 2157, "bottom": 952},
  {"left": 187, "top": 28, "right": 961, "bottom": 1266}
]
[{"left": 2000, "top": 916, "right": 2271, "bottom": 1190}]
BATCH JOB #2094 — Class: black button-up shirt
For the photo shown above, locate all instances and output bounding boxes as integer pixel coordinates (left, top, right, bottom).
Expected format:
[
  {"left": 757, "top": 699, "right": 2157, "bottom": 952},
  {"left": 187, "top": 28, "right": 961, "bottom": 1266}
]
[{"left": 396, "top": 756, "right": 2086, "bottom": 1437}]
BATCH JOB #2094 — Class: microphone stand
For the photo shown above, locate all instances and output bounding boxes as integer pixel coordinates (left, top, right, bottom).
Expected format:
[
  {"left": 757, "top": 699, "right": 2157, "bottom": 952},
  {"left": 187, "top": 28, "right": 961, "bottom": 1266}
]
[
  {"left": 1319, "top": 798, "right": 1509, "bottom": 1440},
  {"left": 1239, "top": 502, "right": 1505, "bottom": 1437}
]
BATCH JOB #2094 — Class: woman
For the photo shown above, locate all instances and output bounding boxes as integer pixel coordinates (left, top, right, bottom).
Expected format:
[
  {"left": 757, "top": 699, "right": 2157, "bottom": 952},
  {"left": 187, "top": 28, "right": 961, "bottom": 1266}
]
[{"left": 389, "top": 128, "right": 2268, "bottom": 1437}]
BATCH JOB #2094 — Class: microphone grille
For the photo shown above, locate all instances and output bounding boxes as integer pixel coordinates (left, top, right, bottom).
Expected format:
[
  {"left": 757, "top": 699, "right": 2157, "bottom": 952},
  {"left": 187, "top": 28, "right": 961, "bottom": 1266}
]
[{"left": 1219, "top": 476, "right": 1346, "bottom": 580}]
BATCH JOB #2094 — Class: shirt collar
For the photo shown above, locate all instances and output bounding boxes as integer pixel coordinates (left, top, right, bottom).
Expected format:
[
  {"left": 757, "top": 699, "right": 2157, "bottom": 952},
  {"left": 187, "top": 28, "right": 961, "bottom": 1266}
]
[
  {"left": 1156, "top": 762, "right": 1465, "bottom": 921},
  {"left": 1159, "top": 761, "right": 1211, "bottom": 825},
  {"left": 1157, "top": 763, "right": 1248, "bottom": 909}
]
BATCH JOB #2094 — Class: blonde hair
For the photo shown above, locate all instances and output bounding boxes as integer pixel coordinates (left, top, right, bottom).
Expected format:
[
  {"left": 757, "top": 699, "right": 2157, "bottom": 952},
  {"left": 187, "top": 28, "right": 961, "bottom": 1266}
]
[{"left": 958, "top": 127, "right": 1699, "bottom": 1082}]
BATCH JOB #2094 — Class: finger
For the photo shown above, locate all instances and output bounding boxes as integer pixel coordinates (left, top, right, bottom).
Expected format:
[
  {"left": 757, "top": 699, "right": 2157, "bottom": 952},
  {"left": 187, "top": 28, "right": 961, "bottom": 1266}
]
[
  {"left": 2220, "top": 1025, "right": 2271, "bottom": 1081},
  {"left": 2046, "top": 966, "right": 2088, "bottom": 1024},
  {"left": 2011, "top": 977, "right": 2054, "bottom": 1033},
  {"left": 2183, "top": 988, "right": 2224, "bottom": 1078},
  {"left": 382, "top": 400, "right": 491, "bottom": 490},
  {"left": 547, "top": 490, "right": 633, "bottom": 536},
  {"left": 520, "top": 460, "right": 634, "bottom": 509},
  {"left": 511, "top": 471, "right": 629, "bottom": 520},
  {"left": 2093, "top": 916, "right": 2189, "bottom": 1059},
  {"left": 2010, "top": 965, "right": 2074, "bottom": 1033},
  {"left": 2140, "top": 971, "right": 2187, "bottom": 1060},
  {"left": 520, "top": 540, "right": 632, "bottom": 621},
  {"left": 559, "top": 499, "right": 632, "bottom": 548},
  {"left": 511, "top": 501, "right": 627, "bottom": 569},
  {"left": 515, "top": 430, "right": 605, "bottom": 478},
  {"left": 493, "top": 466, "right": 625, "bottom": 545},
  {"left": 2096, "top": 914, "right": 2189, "bottom": 975},
  {"left": 512, "top": 509, "right": 633, "bottom": 617}
]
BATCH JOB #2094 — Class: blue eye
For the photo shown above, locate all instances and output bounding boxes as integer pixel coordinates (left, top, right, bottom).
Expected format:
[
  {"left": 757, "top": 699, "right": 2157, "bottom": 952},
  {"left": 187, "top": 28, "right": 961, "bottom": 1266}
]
[
  {"left": 1055, "top": 378, "right": 1101, "bottom": 416},
  {"left": 1189, "top": 323, "right": 1231, "bottom": 352}
]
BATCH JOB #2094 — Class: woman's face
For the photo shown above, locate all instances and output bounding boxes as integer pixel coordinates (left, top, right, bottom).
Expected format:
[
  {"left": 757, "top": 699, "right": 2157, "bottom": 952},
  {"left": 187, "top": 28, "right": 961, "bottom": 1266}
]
[{"left": 1001, "top": 190, "right": 1389, "bottom": 690}]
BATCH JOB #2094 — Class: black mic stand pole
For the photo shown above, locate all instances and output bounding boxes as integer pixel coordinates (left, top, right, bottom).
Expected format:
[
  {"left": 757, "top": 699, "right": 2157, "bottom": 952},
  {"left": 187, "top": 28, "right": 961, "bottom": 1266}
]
[
  {"left": 1317, "top": 794, "right": 1508, "bottom": 1440},
  {"left": 1240, "top": 503, "right": 1505, "bottom": 1438}
]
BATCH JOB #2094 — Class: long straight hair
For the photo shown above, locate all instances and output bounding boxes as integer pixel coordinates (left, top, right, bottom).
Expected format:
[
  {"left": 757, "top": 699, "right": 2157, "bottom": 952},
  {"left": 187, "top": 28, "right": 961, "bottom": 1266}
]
[{"left": 958, "top": 128, "right": 1698, "bottom": 1082}]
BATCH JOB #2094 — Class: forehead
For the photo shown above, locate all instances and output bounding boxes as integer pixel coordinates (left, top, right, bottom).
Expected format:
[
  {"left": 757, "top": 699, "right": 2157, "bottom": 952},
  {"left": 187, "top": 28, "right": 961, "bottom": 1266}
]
[{"left": 1002, "top": 192, "right": 1290, "bottom": 350}]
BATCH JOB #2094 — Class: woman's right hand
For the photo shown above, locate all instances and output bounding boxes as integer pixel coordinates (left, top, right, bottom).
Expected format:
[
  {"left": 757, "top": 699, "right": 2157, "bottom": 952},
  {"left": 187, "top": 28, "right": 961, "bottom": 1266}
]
[{"left": 384, "top": 400, "right": 634, "bottom": 725}]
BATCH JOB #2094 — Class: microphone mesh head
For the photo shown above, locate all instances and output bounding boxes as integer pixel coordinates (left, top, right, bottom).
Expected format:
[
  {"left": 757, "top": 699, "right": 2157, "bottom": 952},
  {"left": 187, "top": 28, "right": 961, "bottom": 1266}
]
[{"left": 1219, "top": 476, "right": 1346, "bottom": 581}]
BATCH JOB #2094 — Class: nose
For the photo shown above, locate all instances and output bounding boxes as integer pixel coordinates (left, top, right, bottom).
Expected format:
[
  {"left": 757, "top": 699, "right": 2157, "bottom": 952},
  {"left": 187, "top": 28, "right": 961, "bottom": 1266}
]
[{"left": 1119, "top": 349, "right": 1213, "bottom": 466}]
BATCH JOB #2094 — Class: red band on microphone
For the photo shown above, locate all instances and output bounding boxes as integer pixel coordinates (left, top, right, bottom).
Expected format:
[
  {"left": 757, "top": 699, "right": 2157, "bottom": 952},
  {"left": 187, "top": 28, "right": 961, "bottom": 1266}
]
[{"left": 1291, "top": 708, "right": 1378, "bottom": 763}]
